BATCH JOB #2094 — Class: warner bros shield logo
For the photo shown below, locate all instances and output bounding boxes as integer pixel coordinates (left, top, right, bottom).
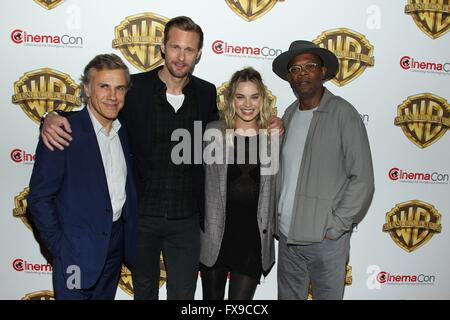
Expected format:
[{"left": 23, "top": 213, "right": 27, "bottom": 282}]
[
  {"left": 22, "top": 291, "right": 54, "bottom": 300},
  {"left": 395, "top": 93, "right": 449, "bottom": 148},
  {"left": 405, "top": 0, "right": 450, "bottom": 39},
  {"left": 118, "top": 254, "right": 167, "bottom": 296},
  {"left": 13, "top": 187, "right": 32, "bottom": 231},
  {"left": 224, "top": 0, "right": 284, "bottom": 21},
  {"left": 33, "top": 0, "right": 64, "bottom": 10},
  {"left": 313, "top": 28, "right": 375, "bottom": 86},
  {"left": 12, "top": 68, "right": 81, "bottom": 124},
  {"left": 112, "top": 12, "right": 169, "bottom": 72},
  {"left": 383, "top": 200, "right": 442, "bottom": 253}
]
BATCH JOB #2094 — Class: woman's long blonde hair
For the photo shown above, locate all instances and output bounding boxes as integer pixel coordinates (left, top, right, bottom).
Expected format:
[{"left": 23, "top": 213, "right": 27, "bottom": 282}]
[{"left": 219, "top": 67, "right": 272, "bottom": 132}]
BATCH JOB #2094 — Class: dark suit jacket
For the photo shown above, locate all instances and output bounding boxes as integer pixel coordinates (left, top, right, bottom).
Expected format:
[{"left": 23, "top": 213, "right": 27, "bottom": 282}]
[
  {"left": 120, "top": 66, "right": 218, "bottom": 226},
  {"left": 28, "top": 107, "right": 138, "bottom": 289}
]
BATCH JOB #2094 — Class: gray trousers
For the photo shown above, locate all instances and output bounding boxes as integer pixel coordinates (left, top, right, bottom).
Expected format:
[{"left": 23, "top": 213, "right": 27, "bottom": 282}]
[{"left": 277, "top": 232, "right": 350, "bottom": 300}]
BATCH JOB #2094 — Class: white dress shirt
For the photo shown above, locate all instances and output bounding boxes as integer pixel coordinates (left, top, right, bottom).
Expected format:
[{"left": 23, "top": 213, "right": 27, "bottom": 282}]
[{"left": 87, "top": 106, "right": 127, "bottom": 222}]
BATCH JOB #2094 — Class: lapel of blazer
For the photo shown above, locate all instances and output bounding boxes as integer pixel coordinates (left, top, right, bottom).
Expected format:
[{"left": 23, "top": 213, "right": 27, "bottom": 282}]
[
  {"left": 258, "top": 135, "right": 270, "bottom": 221},
  {"left": 118, "top": 124, "right": 131, "bottom": 173},
  {"left": 259, "top": 169, "right": 268, "bottom": 194},
  {"left": 257, "top": 175, "right": 269, "bottom": 223},
  {"left": 259, "top": 133, "right": 269, "bottom": 194},
  {"left": 79, "top": 107, "right": 111, "bottom": 203},
  {"left": 217, "top": 133, "right": 232, "bottom": 213},
  {"left": 218, "top": 164, "right": 227, "bottom": 213},
  {"left": 118, "top": 124, "right": 137, "bottom": 193},
  {"left": 118, "top": 123, "right": 136, "bottom": 217}
]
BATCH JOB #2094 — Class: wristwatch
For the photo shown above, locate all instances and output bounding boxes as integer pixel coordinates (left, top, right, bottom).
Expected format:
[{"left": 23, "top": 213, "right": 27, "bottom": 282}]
[{"left": 40, "top": 109, "right": 63, "bottom": 125}]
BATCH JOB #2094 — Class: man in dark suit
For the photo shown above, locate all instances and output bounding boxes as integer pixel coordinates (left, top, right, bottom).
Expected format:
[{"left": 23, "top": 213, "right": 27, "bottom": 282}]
[{"left": 28, "top": 54, "right": 137, "bottom": 300}]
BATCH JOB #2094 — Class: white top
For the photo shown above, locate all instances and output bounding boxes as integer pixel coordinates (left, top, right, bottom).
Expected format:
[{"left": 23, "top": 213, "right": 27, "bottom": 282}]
[
  {"left": 87, "top": 106, "right": 127, "bottom": 222},
  {"left": 278, "top": 105, "right": 317, "bottom": 237},
  {"left": 166, "top": 93, "right": 185, "bottom": 112}
]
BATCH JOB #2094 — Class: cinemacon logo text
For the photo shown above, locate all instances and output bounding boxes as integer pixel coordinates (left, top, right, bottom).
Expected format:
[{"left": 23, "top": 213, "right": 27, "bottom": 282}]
[
  {"left": 12, "top": 258, "right": 52, "bottom": 273},
  {"left": 376, "top": 271, "right": 435, "bottom": 285},
  {"left": 10, "top": 148, "right": 35, "bottom": 163},
  {"left": 388, "top": 167, "right": 449, "bottom": 184},
  {"left": 367, "top": 265, "right": 436, "bottom": 289},
  {"left": 212, "top": 40, "right": 281, "bottom": 59},
  {"left": 400, "top": 56, "right": 450, "bottom": 74},
  {"left": 11, "top": 29, "right": 83, "bottom": 46}
]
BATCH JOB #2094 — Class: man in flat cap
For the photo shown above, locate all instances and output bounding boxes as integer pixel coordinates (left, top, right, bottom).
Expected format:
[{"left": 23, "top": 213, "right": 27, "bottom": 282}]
[{"left": 273, "top": 40, "right": 374, "bottom": 300}]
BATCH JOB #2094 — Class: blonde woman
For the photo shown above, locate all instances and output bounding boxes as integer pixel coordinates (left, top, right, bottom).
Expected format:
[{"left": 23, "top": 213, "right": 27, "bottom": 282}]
[{"left": 200, "top": 67, "right": 278, "bottom": 300}]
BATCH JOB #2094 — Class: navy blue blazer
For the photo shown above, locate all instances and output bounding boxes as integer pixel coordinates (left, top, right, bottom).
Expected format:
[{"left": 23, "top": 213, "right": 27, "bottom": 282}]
[{"left": 28, "top": 107, "right": 138, "bottom": 289}]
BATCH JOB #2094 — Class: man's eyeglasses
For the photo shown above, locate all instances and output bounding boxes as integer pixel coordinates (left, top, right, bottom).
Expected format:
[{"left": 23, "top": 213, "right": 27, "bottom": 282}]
[{"left": 288, "top": 63, "right": 322, "bottom": 75}]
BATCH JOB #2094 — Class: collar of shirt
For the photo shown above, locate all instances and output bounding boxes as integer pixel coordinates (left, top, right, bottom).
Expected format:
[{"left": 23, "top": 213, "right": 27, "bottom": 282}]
[
  {"left": 154, "top": 66, "right": 194, "bottom": 96},
  {"left": 86, "top": 105, "right": 122, "bottom": 138}
]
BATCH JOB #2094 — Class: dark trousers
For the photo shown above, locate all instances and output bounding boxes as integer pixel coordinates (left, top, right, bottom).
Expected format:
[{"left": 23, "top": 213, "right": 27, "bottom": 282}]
[
  {"left": 53, "top": 219, "right": 124, "bottom": 300},
  {"left": 132, "top": 215, "right": 200, "bottom": 300}
]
